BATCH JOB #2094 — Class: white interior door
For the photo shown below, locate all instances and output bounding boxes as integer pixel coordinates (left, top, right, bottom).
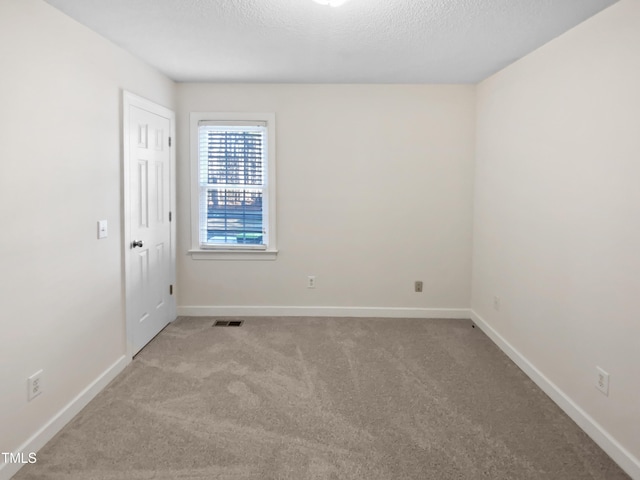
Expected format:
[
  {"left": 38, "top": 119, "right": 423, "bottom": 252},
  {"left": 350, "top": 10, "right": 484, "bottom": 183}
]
[{"left": 123, "top": 93, "right": 175, "bottom": 356}]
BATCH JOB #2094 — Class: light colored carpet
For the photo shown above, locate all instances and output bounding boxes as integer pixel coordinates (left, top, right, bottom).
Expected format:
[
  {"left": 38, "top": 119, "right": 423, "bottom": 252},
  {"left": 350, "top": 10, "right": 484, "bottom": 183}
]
[{"left": 14, "top": 317, "right": 629, "bottom": 479}]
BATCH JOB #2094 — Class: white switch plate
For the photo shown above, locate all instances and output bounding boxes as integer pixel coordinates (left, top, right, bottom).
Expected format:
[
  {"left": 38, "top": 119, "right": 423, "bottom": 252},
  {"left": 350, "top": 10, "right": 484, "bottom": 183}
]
[{"left": 97, "top": 220, "right": 108, "bottom": 239}]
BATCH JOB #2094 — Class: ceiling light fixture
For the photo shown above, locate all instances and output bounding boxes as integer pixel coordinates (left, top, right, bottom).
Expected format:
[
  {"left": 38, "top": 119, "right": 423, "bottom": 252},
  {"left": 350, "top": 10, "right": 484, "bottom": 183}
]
[{"left": 312, "top": 0, "right": 350, "bottom": 7}]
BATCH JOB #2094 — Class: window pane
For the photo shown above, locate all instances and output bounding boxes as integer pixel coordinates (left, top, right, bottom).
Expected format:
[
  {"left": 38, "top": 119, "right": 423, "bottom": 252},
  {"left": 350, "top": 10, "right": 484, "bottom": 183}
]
[
  {"left": 198, "top": 123, "right": 268, "bottom": 247},
  {"left": 205, "top": 188, "right": 263, "bottom": 245},
  {"left": 199, "top": 127, "right": 264, "bottom": 186}
]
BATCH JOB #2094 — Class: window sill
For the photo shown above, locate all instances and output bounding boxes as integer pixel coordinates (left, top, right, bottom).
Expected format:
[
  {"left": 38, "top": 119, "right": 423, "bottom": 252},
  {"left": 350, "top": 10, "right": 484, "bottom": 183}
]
[{"left": 188, "top": 249, "right": 278, "bottom": 261}]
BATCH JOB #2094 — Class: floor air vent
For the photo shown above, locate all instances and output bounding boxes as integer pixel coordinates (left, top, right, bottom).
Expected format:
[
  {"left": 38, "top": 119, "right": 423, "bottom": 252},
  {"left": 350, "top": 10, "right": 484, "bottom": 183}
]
[{"left": 213, "top": 320, "right": 244, "bottom": 327}]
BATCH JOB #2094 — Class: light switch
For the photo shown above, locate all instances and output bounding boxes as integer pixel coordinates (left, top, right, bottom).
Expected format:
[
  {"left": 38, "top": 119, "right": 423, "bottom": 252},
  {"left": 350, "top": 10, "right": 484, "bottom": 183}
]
[{"left": 98, "top": 220, "right": 108, "bottom": 239}]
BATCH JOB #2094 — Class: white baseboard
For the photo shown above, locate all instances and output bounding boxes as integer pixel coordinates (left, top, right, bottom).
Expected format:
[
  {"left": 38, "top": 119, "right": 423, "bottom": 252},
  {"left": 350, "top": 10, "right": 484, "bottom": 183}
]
[
  {"left": 0, "top": 356, "right": 129, "bottom": 480},
  {"left": 470, "top": 310, "right": 640, "bottom": 480},
  {"left": 177, "top": 305, "right": 471, "bottom": 319}
]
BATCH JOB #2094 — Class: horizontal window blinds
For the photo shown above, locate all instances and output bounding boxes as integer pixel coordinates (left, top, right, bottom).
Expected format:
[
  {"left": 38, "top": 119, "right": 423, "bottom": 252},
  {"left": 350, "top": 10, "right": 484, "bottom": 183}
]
[{"left": 198, "top": 123, "right": 267, "bottom": 247}]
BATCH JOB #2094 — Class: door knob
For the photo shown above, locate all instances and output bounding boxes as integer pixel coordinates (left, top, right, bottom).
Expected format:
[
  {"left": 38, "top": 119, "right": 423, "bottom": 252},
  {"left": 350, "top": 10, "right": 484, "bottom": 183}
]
[{"left": 132, "top": 240, "right": 144, "bottom": 248}]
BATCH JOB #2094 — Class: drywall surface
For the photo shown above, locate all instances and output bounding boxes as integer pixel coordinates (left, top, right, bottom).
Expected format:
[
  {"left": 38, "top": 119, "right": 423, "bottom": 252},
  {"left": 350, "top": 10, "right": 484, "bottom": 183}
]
[
  {"left": 177, "top": 84, "right": 475, "bottom": 313},
  {"left": 0, "top": 0, "right": 175, "bottom": 467},
  {"left": 473, "top": 0, "right": 640, "bottom": 468}
]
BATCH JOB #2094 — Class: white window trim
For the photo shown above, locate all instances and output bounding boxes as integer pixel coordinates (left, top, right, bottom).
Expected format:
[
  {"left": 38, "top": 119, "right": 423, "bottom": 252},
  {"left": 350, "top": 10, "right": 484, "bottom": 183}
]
[{"left": 189, "top": 112, "right": 277, "bottom": 260}]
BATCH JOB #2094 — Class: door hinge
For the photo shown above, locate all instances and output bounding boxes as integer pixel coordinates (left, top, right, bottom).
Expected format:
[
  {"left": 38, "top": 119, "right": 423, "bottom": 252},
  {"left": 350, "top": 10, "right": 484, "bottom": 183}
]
[
  {"left": 169, "top": 284, "right": 173, "bottom": 295},
  {"left": 169, "top": 211, "right": 172, "bottom": 222},
  {"left": 168, "top": 136, "right": 172, "bottom": 147}
]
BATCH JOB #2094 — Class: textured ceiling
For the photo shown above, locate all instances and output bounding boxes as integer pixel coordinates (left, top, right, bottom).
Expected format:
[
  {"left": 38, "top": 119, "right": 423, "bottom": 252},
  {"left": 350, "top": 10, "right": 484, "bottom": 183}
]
[{"left": 44, "top": 0, "right": 618, "bottom": 83}]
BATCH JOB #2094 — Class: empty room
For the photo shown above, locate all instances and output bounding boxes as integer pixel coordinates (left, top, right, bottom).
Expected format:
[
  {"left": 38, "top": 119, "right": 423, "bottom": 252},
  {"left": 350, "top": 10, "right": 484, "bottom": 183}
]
[{"left": 1, "top": 0, "right": 638, "bottom": 478}]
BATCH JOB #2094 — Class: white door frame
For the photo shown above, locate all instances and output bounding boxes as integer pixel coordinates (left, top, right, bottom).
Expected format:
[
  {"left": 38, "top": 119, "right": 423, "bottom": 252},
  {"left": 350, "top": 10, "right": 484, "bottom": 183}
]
[{"left": 122, "top": 91, "right": 176, "bottom": 360}]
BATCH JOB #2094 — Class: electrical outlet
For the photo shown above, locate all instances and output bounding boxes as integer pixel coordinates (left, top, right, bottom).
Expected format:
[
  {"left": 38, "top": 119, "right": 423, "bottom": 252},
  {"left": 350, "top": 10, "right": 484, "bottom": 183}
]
[
  {"left": 307, "top": 275, "right": 316, "bottom": 289},
  {"left": 28, "top": 370, "right": 43, "bottom": 401},
  {"left": 493, "top": 296, "right": 501, "bottom": 311},
  {"left": 414, "top": 281, "right": 423, "bottom": 293},
  {"left": 596, "top": 367, "right": 609, "bottom": 396}
]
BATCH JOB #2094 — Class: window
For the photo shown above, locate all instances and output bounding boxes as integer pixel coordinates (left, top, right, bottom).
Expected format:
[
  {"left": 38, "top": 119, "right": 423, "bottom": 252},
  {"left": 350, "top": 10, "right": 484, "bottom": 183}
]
[{"left": 190, "top": 112, "right": 277, "bottom": 259}]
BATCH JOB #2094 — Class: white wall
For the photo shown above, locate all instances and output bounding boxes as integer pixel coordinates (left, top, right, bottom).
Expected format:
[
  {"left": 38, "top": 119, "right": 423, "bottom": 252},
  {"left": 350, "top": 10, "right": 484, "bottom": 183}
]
[
  {"left": 472, "top": 0, "right": 640, "bottom": 474},
  {"left": 176, "top": 84, "right": 476, "bottom": 316},
  {"left": 0, "top": 0, "right": 175, "bottom": 472}
]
